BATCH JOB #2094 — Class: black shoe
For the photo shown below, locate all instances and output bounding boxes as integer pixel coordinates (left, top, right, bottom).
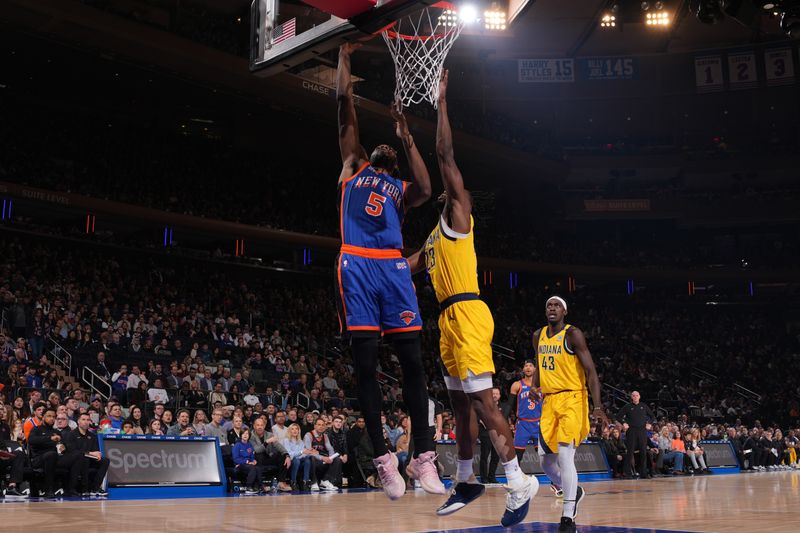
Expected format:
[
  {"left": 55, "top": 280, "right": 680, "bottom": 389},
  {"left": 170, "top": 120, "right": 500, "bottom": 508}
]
[
  {"left": 436, "top": 482, "right": 485, "bottom": 516},
  {"left": 572, "top": 486, "right": 585, "bottom": 518},
  {"left": 558, "top": 517, "right": 577, "bottom": 533},
  {"left": 91, "top": 488, "right": 109, "bottom": 497},
  {"left": 43, "top": 491, "right": 57, "bottom": 499}
]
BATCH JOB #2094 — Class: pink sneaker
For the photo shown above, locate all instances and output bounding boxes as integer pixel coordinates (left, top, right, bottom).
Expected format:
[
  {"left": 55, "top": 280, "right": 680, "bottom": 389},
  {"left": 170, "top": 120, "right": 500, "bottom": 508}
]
[
  {"left": 406, "top": 451, "right": 446, "bottom": 495},
  {"left": 373, "top": 452, "right": 406, "bottom": 501}
]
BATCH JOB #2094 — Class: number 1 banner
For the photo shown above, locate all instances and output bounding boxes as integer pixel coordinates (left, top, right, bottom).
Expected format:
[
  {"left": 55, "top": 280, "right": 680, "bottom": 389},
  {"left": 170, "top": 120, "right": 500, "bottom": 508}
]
[
  {"left": 695, "top": 55, "right": 724, "bottom": 93},
  {"left": 764, "top": 48, "right": 795, "bottom": 86},
  {"left": 728, "top": 52, "right": 758, "bottom": 90}
]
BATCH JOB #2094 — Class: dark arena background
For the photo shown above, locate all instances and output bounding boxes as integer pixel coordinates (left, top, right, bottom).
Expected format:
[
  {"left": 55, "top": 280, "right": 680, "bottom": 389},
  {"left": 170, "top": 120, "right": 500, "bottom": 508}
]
[{"left": 1, "top": 0, "right": 800, "bottom": 531}]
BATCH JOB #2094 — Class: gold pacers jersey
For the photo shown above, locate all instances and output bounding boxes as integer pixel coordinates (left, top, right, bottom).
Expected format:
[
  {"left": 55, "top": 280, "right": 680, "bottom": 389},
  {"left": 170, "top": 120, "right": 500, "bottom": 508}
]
[
  {"left": 537, "top": 324, "right": 586, "bottom": 394},
  {"left": 423, "top": 216, "right": 479, "bottom": 303}
]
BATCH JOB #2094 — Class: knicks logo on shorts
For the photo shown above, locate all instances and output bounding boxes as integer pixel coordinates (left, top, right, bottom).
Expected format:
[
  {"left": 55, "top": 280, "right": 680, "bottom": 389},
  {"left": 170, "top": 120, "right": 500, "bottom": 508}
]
[
  {"left": 400, "top": 310, "right": 416, "bottom": 325},
  {"left": 395, "top": 261, "right": 407, "bottom": 270}
]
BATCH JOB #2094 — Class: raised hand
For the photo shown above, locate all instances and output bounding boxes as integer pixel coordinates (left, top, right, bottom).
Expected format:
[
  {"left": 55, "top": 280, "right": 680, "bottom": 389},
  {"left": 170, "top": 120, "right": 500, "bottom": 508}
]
[
  {"left": 390, "top": 100, "right": 410, "bottom": 139},
  {"left": 339, "top": 42, "right": 362, "bottom": 56},
  {"left": 438, "top": 69, "right": 449, "bottom": 102}
]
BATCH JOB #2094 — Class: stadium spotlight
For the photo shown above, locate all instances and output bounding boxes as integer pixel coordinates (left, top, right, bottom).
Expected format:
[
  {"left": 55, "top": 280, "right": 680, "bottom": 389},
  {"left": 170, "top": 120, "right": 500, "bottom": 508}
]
[
  {"left": 483, "top": 3, "right": 507, "bottom": 31},
  {"left": 458, "top": 4, "right": 479, "bottom": 24},
  {"left": 439, "top": 8, "right": 461, "bottom": 27},
  {"left": 645, "top": 10, "right": 671, "bottom": 25},
  {"left": 600, "top": 12, "right": 617, "bottom": 27}
]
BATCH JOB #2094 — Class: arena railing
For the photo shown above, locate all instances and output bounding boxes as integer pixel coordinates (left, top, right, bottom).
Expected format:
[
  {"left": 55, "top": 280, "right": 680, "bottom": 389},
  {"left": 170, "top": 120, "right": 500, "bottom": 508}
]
[
  {"left": 46, "top": 335, "right": 73, "bottom": 377},
  {"left": 82, "top": 365, "right": 112, "bottom": 401}
]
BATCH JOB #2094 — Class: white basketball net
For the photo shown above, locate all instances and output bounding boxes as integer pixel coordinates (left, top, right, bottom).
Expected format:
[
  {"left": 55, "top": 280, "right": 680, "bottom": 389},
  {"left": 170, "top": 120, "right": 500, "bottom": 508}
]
[{"left": 382, "top": 4, "right": 464, "bottom": 109}]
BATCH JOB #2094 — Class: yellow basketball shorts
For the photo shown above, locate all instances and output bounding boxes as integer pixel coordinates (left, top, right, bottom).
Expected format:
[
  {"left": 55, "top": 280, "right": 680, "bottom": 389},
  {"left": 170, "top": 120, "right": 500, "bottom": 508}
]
[
  {"left": 540, "top": 389, "right": 590, "bottom": 453},
  {"left": 438, "top": 300, "right": 495, "bottom": 380}
]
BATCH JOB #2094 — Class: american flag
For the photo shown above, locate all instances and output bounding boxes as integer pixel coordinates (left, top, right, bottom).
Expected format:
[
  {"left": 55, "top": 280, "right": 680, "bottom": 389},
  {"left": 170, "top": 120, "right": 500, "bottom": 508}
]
[{"left": 272, "top": 18, "right": 296, "bottom": 45}]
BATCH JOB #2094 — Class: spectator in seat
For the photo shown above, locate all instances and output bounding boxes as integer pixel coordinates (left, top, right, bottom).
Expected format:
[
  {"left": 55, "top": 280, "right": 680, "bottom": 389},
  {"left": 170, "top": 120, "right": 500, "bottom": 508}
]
[
  {"left": 99, "top": 403, "right": 124, "bottom": 434},
  {"left": 248, "top": 418, "right": 292, "bottom": 492},
  {"left": 147, "top": 378, "right": 169, "bottom": 405},
  {"left": 210, "top": 382, "right": 227, "bottom": 407},
  {"left": 161, "top": 409, "right": 174, "bottom": 428},
  {"left": 303, "top": 418, "right": 342, "bottom": 492},
  {"left": 93, "top": 352, "right": 111, "bottom": 382},
  {"left": 243, "top": 386, "right": 260, "bottom": 407},
  {"left": 126, "top": 365, "right": 148, "bottom": 394},
  {"left": 233, "top": 428, "right": 265, "bottom": 494},
  {"left": 128, "top": 380, "right": 149, "bottom": 408},
  {"left": 271, "top": 410, "right": 289, "bottom": 442},
  {"left": 110, "top": 365, "right": 129, "bottom": 402},
  {"left": 192, "top": 410, "right": 209, "bottom": 436},
  {"left": 227, "top": 415, "right": 246, "bottom": 446},
  {"left": 126, "top": 405, "right": 147, "bottom": 433},
  {"left": 322, "top": 370, "right": 338, "bottom": 392},
  {"left": 261, "top": 386, "right": 280, "bottom": 408},
  {"left": 23, "top": 402, "right": 47, "bottom": 441},
  {"left": 147, "top": 418, "right": 164, "bottom": 435},
  {"left": 63, "top": 413, "right": 109, "bottom": 496},
  {"left": 657, "top": 427, "right": 685, "bottom": 474},
  {"left": 283, "top": 423, "right": 313, "bottom": 490},
  {"left": 199, "top": 369, "right": 215, "bottom": 392},
  {"left": 326, "top": 415, "right": 349, "bottom": 483},
  {"left": 394, "top": 415, "right": 410, "bottom": 466},
  {"left": 0, "top": 404, "right": 26, "bottom": 498},
  {"left": 28, "top": 407, "right": 89, "bottom": 497},
  {"left": 167, "top": 409, "right": 195, "bottom": 436},
  {"left": 684, "top": 429, "right": 709, "bottom": 474},
  {"left": 205, "top": 408, "right": 228, "bottom": 446},
  {"left": 228, "top": 384, "right": 242, "bottom": 406},
  {"left": 602, "top": 426, "right": 626, "bottom": 478}
]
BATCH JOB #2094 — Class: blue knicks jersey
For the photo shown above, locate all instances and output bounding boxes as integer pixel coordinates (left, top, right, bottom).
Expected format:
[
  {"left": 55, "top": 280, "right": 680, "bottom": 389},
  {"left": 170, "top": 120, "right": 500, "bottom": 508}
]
[
  {"left": 339, "top": 163, "right": 407, "bottom": 249},
  {"left": 516, "top": 380, "right": 542, "bottom": 422}
]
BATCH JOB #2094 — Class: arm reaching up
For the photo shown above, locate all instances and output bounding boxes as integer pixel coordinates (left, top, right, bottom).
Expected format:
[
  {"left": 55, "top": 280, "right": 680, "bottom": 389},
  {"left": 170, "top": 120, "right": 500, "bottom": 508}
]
[
  {"left": 436, "top": 70, "right": 471, "bottom": 234},
  {"left": 392, "top": 101, "right": 431, "bottom": 208},
  {"left": 337, "top": 43, "right": 368, "bottom": 183}
]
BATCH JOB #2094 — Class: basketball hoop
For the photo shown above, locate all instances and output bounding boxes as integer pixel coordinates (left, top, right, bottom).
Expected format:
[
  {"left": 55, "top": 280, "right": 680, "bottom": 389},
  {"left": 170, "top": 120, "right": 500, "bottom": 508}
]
[{"left": 381, "top": 2, "right": 464, "bottom": 109}]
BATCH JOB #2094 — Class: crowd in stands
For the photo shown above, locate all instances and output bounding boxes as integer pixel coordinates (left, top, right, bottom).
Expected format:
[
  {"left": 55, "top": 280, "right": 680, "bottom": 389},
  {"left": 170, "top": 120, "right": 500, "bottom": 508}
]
[
  {"left": 3, "top": 90, "right": 799, "bottom": 270},
  {"left": 2, "top": 228, "right": 800, "bottom": 497}
]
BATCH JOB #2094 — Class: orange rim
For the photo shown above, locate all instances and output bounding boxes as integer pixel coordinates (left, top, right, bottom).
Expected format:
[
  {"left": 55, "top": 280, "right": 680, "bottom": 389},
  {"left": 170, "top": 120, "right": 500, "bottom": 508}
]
[{"left": 380, "top": 1, "right": 459, "bottom": 41}]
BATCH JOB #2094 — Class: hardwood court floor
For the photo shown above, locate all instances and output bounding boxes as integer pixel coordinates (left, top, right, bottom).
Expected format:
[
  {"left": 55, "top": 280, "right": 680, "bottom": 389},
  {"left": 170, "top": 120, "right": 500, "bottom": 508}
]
[{"left": 3, "top": 472, "right": 800, "bottom": 533}]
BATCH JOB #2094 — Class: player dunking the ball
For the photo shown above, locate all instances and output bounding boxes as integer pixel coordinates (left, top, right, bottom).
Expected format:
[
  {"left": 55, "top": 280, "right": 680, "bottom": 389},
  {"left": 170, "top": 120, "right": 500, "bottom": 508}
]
[
  {"left": 510, "top": 360, "right": 564, "bottom": 498},
  {"left": 335, "top": 43, "right": 445, "bottom": 500},
  {"left": 534, "top": 296, "right": 608, "bottom": 533},
  {"left": 407, "top": 70, "right": 538, "bottom": 527}
]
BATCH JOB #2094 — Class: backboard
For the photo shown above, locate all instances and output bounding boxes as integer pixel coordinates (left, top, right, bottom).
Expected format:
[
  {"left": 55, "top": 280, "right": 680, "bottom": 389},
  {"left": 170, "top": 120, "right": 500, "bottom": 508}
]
[{"left": 249, "top": 0, "right": 433, "bottom": 77}]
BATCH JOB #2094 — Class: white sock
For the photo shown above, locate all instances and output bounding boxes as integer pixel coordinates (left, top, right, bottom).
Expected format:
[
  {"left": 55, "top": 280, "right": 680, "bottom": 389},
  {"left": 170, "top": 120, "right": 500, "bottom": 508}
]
[
  {"left": 541, "top": 452, "right": 562, "bottom": 488},
  {"left": 502, "top": 457, "right": 526, "bottom": 489},
  {"left": 557, "top": 443, "right": 578, "bottom": 518},
  {"left": 456, "top": 458, "right": 474, "bottom": 483}
]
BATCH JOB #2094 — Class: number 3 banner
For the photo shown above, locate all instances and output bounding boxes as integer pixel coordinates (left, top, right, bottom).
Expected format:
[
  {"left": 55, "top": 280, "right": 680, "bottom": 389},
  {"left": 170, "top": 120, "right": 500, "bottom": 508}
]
[
  {"left": 764, "top": 48, "right": 795, "bottom": 86},
  {"left": 695, "top": 55, "right": 724, "bottom": 93},
  {"left": 728, "top": 52, "right": 758, "bottom": 90}
]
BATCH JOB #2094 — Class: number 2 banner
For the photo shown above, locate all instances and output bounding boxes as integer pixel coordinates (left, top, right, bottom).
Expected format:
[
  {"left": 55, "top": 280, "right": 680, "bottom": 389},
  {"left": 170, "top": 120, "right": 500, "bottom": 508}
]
[
  {"left": 728, "top": 52, "right": 758, "bottom": 90},
  {"left": 695, "top": 55, "right": 724, "bottom": 93},
  {"left": 764, "top": 48, "right": 795, "bottom": 86}
]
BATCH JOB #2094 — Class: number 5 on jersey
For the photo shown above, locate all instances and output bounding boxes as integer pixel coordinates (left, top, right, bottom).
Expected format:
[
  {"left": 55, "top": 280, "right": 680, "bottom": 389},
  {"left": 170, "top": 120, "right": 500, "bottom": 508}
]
[{"left": 365, "top": 192, "right": 387, "bottom": 217}]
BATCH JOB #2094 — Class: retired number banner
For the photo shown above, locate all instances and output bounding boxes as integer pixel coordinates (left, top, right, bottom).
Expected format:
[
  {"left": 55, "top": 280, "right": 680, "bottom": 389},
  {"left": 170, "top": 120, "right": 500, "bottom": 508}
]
[{"left": 695, "top": 55, "right": 724, "bottom": 93}]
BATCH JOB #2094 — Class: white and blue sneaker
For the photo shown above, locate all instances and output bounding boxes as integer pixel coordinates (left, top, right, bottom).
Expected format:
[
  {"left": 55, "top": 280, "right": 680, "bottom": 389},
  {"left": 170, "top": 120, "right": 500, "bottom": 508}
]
[
  {"left": 550, "top": 484, "right": 564, "bottom": 498},
  {"left": 500, "top": 475, "right": 539, "bottom": 527},
  {"left": 436, "top": 482, "right": 485, "bottom": 516}
]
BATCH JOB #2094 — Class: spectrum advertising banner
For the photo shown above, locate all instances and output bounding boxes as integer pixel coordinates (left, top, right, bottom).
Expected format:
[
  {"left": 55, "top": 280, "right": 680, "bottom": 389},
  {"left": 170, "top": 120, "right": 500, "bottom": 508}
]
[{"left": 102, "top": 436, "right": 224, "bottom": 487}]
